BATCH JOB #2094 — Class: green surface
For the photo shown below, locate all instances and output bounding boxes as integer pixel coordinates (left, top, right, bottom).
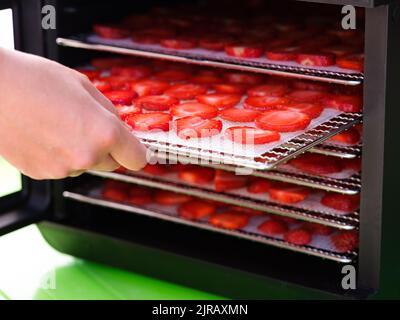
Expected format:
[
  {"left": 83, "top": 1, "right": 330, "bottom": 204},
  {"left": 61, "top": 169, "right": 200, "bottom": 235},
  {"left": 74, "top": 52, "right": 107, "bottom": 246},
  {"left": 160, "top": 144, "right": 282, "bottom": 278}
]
[{"left": 0, "top": 157, "right": 21, "bottom": 197}]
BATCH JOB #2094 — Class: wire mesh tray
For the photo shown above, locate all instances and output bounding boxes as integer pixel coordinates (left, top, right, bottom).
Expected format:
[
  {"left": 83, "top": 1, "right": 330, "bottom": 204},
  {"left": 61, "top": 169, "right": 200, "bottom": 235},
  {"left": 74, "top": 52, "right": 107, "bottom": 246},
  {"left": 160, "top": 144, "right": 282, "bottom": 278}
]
[
  {"left": 63, "top": 188, "right": 357, "bottom": 264},
  {"left": 309, "top": 142, "right": 362, "bottom": 159},
  {"left": 86, "top": 170, "right": 359, "bottom": 230},
  {"left": 141, "top": 113, "right": 362, "bottom": 171},
  {"left": 57, "top": 36, "right": 363, "bottom": 86}
]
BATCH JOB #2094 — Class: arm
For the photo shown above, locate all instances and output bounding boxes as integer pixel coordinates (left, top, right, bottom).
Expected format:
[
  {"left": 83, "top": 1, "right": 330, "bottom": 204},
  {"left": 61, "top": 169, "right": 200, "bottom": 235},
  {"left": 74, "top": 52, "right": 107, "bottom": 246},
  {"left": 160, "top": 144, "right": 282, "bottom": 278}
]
[{"left": 0, "top": 48, "right": 147, "bottom": 179}]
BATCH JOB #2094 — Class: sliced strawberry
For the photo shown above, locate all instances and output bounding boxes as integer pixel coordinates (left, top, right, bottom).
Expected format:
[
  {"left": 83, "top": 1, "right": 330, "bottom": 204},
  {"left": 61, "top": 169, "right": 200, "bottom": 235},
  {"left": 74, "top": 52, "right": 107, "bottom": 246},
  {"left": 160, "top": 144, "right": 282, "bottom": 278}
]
[
  {"left": 214, "top": 170, "right": 248, "bottom": 192},
  {"left": 191, "top": 74, "right": 222, "bottom": 85},
  {"left": 292, "top": 80, "right": 330, "bottom": 92},
  {"left": 76, "top": 69, "right": 102, "bottom": 80},
  {"left": 142, "top": 164, "right": 168, "bottom": 175},
  {"left": 224, "top": 72, "right": 263, "bottom": 85},
  {"left": 171, "top": 102, "right": 218, "bottom": 119},
  {"left": 165, "top": 84, "right": 208, "bottom": 100},
  {"left": 247, "top": 178, "right": 274, "bottom": 193},
  {"left": 289, "top": 153, "right": 343, "bottom": 175},
  {"left": 196, "top": 93, "right": 242, "bottom": 109},
  {"left": 102, "top": 180, "right": 129, "bottom": 202},
  {"left": 321, "top": 193, "right": 360, "bottom": 212},
  {"left": 303, "top": 222, "right": 334, "bottom": 236},
  {"left": 255, "top": 110, "right": 311, "bottom": 132},
  {"left": 131, "top": 79, "right": 169, "bottom": 97},
  {"left": 115, "top": 105, "right": 142, "bottom": 121},
  {"left": 212, "top": 83, "right": 247, "bottom": 94},
  {"left": 111, "top": 66, "right": 151, "bottom": 79},
  {"left": 126, "top": 112, "right": 172, "bottom": 131},
  {"left": 100, "top": 76, "right": 131, "bottom": 91},
  {"left": 331, "top": 231, "right": 359, "bottom": 252},
  {"left": 114, "top": 166, "right": 127, "bottom": 174},
  {"left": 153, "top": 69, "right": 191, "bottom": 82},
  {"left": 160, "top": 37, "right": 197, "bottom": 49},
  {"left": 93, "top": 80, "right": 112, "bottom": 93},
  {"left": 244, "top": 96, "right": 289, "bottom": 111},
  {"left": 199, "top": 36, "right": 233, "bottom": 51},
  {"left": 178, "top": 166, "right": 215, "bottom": 185},
  {"left": 258, "top": 220, "right": 288, "bottom": 235},
  {"left": 265, "top": 47, "right": 298, "bottom": 61},
  {"left": 225, "top": 126, "right": 280, "bottom": 145},
  {"left": 226, "top": 205, "right": 264, "bottom": 216},
  {"left": 268, "top": 183, "right": 310, "bottom": 204},
  {"left": 220, "top": 108, "right": 260, "bottom": 122},
  {"left": 178, "top": 200, "right": 216, "bottom": 220},
  {"left": 282, "top": 102, "right": 323, "bottom": 119},
  {"left": 284, "top": 229, "right": 312, "bottom": 245},
  {"left": 343, "top": 158, "right": 362, "bottom": 172},
  {"left": 127, "top": 186, "right": 153, "bottom": 205},
  {"left": 209, "top": 211, "right": 249, "bottom": 230},
  {"left": 91, "top": 57, "right": 137, "bottom": 69},
  {"left": 93, "top": 24, "right": 129, "bottom": 39},
  {"left": 328, "top": 127, "right": 361, "bottom": 145},
  {"left": 175, "top": 116, "right": 222, "bottom": 139},
  {"left": 247, "top": 84, "right": 289, "bottom": 97},
  {"left": 321, "top": 94, "right": 362, "bottom": 112},
  {"left": 104, "top": 91, "right": 137, "bottom": 106},
  {"left": 135, "top": 95, "right": 179, "bottom": 111},
  {"left": 270, "top": 215, "right": 298, "bottom": 224},
  {"left": 155, "top": 190, "right": 192, "bottom": 205},
  {"left": 225, "top": 44, "right": 264, "bottom": 58},
  {"left": 337, "top": 54, "right": 364, "bottom": 72},
  {"left": 296, "top": 53, "right": 335, "bottom": 67},
  {"left": 287, "top": 90, "right": 326, "bottom": 103}
]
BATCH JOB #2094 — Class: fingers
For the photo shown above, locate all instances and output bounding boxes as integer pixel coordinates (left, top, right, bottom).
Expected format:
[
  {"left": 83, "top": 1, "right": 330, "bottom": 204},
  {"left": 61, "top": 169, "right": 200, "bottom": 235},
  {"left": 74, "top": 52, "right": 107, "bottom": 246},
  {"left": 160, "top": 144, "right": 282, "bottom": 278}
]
[
  {"left": 91, "top": 154, "right": 120, "bottom": 172},
  {"left": 110, "top": 124, "right": 148, "bottom": 171},
  {"left": 81, "top": 78, "right": 120, "bottom": 117}
]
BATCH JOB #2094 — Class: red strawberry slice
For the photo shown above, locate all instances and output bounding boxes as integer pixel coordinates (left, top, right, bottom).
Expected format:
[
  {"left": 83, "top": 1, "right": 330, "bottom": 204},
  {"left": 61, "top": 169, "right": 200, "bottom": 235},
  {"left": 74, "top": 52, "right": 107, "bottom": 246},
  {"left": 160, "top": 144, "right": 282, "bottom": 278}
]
[
  {"left": 247, "top": 84, "right": 289, "bottom": 97},
  {"left": 328, "top": 127, "right": 361, "bottom": 145},
  {"left": 104, "top": 91, "right": 137, "bottom": 106},
  {"left": 292, "top": 80, "right": 330, "bottom": 92},
  {"left": 225, "top": 44, "right": 264, "bottom": 58},
  {"left": 284, "top": 229, "right": 312, "bottom": 245},
  {"left": 225, "top": 126, "right": 280, "bottom": 145},
  {"left": 321, "top": 193, "right": 360, "bottom": 212},
  {"left": 265, "top": 47, "right": 298, "bottom": 61},
  {"left": 115, "top": 105, "right": 142, "bottom": 121},
  {"left": 199, "top": 36, "right": 233, "bottom": 51},
  {"left": 153, "top": 69, "right": 191, "bottom": 82},
  {"left": 220, "top": 108, "right": 260, "bottom": 122},
  {"left": 268, "top": 183, "right": 310, "bottom": 204},
  {"left": 214, "top": 170, "right": 248, "bottom": 192},
  {"left": 303, "top": 222, "right": 334, "bottom": 236},
  {"left": 255, "top": 110, "right": 311, "bottom": 132},
  {"left": 160, "top": 37, "right": 197, "bottom": 49},
  {"left": 343, "top": 158, "right": 362, "bottom": 172},
  {"left": 337, "top": 54, "right": 364, "bottom": 72},
  {"left": 270, "top": 215, "right": 298, "bottom": 224},
  {"left": 244, "top": 96, "right": 289, "bottom": 111},
  {"left": 196, "top": 93, "right": 242, "bottom": 109},
  {"left": 102, "top": 180, "right": 129, "bottom": 202},
  {"left": 282, "top": 102, "right": 323, "bottom": 119},
  {"left": 178, "top": 200, "right": 216, "bottom": 220},
  {"left": 135, "top": 95, "right": 179, "bottom": 111},
  {"left": 247, "top": 178, "right": 274, "bottom": 193},
  {"left": 289, "top": 153, "right": 343, "bottom": 175},
  {"left": 131, "top": 79, "right": 169, "bottom": 97},
  {"left": 287, "top": 90, "right": 326, "bottom": 103},
  {"left": 209, "top": 211, "right": 249, "bottom": 230},
  {"left": 175, "top": 116, "right": 222, "bottom": 139},
  {"left": 331, "top": 231, "right": 359, "bottom": 252},
  {"left": 93, "top": 24, "right": 129, "bottom": 39},
  {"left": 165, "top": 84, "right": 208, "bottom": 100},
  {"left": 76, "top": 69, "right": 102, "bottom": 80},
  {"left": 321, "top": 95, "right": 362, "bottom": 112},
  {"left": 178, "top": 166, "right": 215, "bottom": 185},
  {"left": 191, "top": 74, "right": 222, "bottom": 85},
  {"left": 127, "top": 186, "right": 153, "bottom": 205},
  {"left": 100, "top": 76, "right": 131, "bottom": 90},
  {"left": 142, "top": 164, "right": 168, "bottom": 175},
  {"left": 93, "top": 80, "right": 112, "bottom": 93},
  {"left": 111, "top": 66, "right": 151, "bottom": 79},
  {"left": 212, "top": 83, "right": 247, "bottom": 94},
  {"left": 171, "top": 102, "right": 218, "bottom": 119},
  {"left": 224, "top": 72, "right": 264, "bottom": 85},
  {"left": 226, "top": 205, "right": 264, "bottom": 216},
  {"left": 155, "top": 190, "right": 192, "bottom": 205},
  {"left": 296, "top": 53, "right": 336, "bottom": 66},
  {"left": 126, "top": 112, "right": 172, "bottom": 131},
  {"left": 258, "top": 220, "right": 289, "bottom": 235}
]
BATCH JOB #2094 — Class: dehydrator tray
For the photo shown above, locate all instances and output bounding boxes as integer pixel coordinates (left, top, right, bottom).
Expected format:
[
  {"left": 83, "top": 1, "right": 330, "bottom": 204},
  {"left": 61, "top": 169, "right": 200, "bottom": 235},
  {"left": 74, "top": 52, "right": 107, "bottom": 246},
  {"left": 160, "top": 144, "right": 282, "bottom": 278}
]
[
  {"left": 308, "top": 142, "right": 362, "bottom": 159},
  {"left": 57, "top": 36, "right": 363, "bottom": 86},
  {"left": 63, "top": 186, "right": 357, "bottom": 264},
  {"left": 141, "top": 112, "right": 362, "bottom": 171},
  {"left": 87, "top": 170, "right": 359, "bottom": 230}
]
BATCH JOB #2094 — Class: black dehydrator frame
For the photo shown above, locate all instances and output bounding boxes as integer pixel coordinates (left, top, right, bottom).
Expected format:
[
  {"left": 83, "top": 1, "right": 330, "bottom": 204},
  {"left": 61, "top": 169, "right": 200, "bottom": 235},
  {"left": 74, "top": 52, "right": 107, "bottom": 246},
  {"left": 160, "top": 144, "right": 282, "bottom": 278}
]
[{"left": 1, "top": 0, "right": 400, "bottom": 298}]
